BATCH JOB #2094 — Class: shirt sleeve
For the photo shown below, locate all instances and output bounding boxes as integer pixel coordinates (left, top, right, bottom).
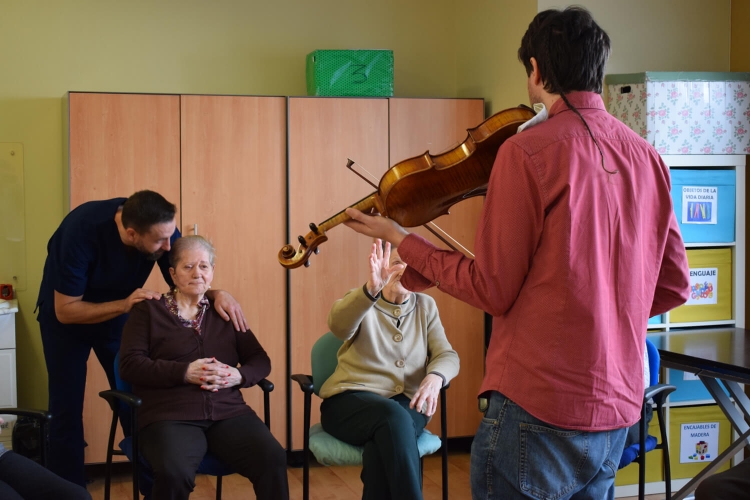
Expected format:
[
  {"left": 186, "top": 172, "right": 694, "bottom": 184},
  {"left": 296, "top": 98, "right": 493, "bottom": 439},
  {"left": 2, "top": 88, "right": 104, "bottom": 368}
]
[
  {"left": 399, "top": 141, "right": 544, "bottom": 317},
  {"left": 119, "top": 302, "right": 191, "bottom": 387},
  {"left": 52, "top": 219, "right": 97, "bottom": 297},
  {"left": 423, "top": 298, "right": 460, "bottom": 383},
  {"left": 236, "top": 327, "right": 272, "bottom": 388},
  {"left": 327, "top": 287, "right": 377, "bottom": 341},
  {"left": 650, "top": 212, "right": 691, "bottom": 316}
]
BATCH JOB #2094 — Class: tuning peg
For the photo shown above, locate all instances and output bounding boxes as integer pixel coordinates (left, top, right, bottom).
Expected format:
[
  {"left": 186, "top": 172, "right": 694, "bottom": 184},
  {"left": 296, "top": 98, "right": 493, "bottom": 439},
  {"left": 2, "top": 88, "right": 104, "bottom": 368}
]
[
  {"left": 309, "top": 222, "right": 320, "bottom": 234},
  {"left": 304, "top": 260, "right": 311, "bottom": 268},
  {"left": 297, "top": 235, "right": 308, "bottom": 248},
  {"left": 314, "top": 248, "right": 320, "bottom": 255}
]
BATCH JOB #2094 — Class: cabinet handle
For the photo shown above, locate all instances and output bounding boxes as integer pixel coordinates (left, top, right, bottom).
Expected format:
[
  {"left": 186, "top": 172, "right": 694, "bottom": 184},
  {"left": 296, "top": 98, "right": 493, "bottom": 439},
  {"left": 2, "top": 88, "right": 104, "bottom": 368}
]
[{"left": 193, "top": 224, "right": 198, "bottom": 235}]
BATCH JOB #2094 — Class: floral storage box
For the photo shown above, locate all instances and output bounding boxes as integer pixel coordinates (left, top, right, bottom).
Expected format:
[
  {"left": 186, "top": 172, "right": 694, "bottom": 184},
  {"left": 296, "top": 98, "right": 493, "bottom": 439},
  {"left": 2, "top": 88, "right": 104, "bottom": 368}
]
[{"left": 605, "top": 72, "right": 750, "bottom": 154}]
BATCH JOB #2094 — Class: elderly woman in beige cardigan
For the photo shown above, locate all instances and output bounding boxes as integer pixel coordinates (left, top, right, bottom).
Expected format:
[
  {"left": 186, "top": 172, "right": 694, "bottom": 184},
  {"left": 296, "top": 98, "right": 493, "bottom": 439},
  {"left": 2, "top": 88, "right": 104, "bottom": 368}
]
[{"left": 319, "top": 239, "right": 459, "bottom": 500}]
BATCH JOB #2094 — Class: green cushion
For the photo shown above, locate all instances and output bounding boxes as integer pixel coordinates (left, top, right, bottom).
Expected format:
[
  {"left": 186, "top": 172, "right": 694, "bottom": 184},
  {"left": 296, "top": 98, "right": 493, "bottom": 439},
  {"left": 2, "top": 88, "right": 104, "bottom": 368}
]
[{"left": 308, "top": 423, "right": 442, "bottom": 466}]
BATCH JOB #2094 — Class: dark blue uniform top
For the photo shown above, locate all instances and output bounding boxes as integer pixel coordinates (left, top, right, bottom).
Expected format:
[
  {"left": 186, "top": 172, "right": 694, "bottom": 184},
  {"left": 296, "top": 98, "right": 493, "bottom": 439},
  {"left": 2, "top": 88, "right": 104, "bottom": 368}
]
[{"left": 36, "top": 198, "right": 180, "bottom": 333}]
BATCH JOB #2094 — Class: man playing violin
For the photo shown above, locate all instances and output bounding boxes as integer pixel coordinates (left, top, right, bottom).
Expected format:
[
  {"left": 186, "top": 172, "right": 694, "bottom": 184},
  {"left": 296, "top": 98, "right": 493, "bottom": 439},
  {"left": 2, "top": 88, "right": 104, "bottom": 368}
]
[{"left": 343, "top": 6, "right": 690, "bottom": 499}]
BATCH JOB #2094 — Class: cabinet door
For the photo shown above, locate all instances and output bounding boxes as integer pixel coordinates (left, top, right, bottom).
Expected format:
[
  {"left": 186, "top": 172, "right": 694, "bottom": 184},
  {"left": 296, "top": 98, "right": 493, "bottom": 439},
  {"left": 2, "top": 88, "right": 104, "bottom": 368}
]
[
  {"left": 180, "top": 95, "right": 288, "bottom": 446},
  {"left": 288, "top": 97, "right": 389, "bottom": 449},
  {"left": 389, "top": 98, "right": 485, "bottom": 437},
  {"left": 68, "top": 92, "right": 181, "bottom": 463}
]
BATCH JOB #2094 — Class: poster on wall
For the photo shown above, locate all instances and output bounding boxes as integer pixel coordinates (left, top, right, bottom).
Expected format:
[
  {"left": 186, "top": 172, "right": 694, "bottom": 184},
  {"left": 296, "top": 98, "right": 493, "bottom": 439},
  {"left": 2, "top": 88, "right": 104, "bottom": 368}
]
[
  {"left": 682, "top": 186, "right": 718, "bottom": 225},
  {"left": 686, "top": 267, "right": 718, "bottom": 306},
  {"left": 680, "top": 422, "right": 719, "bottom": 464}
]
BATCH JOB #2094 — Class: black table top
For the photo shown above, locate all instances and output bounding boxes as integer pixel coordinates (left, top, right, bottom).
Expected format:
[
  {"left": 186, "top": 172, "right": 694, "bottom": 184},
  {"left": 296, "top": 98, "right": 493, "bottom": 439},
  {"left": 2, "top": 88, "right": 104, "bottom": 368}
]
[{"left": 649, "top": 327, "right": 750, "bottom": 384}]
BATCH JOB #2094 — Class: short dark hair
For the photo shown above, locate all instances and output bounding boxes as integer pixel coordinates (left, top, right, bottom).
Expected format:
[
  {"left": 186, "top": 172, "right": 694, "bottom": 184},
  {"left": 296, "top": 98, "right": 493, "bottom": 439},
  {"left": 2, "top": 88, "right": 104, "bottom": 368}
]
[
  {"left": 518, "top": 7, "right": 611, "bottom": 95},
  {"left": 121, "top": 190, "right": 176, "bottom": 234}
]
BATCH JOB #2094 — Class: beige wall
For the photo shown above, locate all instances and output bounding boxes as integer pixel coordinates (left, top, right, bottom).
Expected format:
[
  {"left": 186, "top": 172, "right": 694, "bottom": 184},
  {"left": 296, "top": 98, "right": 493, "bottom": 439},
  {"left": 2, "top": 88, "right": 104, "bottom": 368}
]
[
  {"left": 454, "top": 0, "right": 538, "bottom": 114},
  {"left": 732, "top": 0, "right": 750, "bottom": 72},
  {"left": 2, "top": 0, "right": 461, "bottom": 409},
  {"left": 3, "top": 0, "right": 737, "bottom": 411},
  {"left": 539, "top": 0, "right": 731, "bottom": 74},
  {"left": 454, "top": 0, "right": 733, "bottom": 118}
]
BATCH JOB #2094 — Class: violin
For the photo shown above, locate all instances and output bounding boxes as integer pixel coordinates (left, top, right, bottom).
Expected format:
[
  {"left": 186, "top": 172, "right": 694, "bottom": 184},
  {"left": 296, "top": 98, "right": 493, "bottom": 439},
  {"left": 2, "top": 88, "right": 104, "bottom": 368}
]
[{"left": 278, "top": 106, "right": 535, "bottom": 269}]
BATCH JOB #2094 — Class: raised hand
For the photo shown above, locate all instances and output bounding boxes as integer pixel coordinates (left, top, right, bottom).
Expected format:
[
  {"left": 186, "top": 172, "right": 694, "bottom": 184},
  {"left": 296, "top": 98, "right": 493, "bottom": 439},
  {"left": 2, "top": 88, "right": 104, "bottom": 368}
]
[{"left": 366, "top": 239, "right": 405, "bottom": 297}]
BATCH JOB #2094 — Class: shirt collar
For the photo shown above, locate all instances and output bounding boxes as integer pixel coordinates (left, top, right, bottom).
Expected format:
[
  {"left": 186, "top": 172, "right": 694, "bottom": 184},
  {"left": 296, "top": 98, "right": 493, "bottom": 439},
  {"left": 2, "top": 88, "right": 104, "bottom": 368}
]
[{"left": 548, "top": 91, "right": 606, "bottom": 118}]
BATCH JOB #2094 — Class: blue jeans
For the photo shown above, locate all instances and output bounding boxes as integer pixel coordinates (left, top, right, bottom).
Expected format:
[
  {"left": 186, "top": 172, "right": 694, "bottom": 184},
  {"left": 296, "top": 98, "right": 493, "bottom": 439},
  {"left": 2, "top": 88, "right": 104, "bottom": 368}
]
[{"left": 471, "top": 392, "right": 628, "bottom": 500}]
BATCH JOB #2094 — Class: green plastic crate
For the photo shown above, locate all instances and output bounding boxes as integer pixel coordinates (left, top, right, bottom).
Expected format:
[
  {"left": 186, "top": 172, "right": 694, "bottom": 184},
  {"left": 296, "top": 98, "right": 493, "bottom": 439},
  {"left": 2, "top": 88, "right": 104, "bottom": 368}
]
[{"left": 306, "top": 50, "right": 394, "bottom": 97}]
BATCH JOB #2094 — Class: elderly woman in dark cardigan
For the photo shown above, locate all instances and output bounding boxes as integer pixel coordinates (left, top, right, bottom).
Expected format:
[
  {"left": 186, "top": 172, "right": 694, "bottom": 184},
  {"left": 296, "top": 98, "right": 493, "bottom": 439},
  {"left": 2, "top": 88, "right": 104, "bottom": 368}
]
[{"left": 119, "top": 235, "right": 288, "bottom": 500}]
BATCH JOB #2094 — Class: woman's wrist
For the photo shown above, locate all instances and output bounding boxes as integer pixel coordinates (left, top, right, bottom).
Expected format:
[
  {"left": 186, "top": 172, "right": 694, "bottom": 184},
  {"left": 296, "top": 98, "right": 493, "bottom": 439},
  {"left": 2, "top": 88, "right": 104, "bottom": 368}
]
[{"left": 364, "top": 282, "right": 382, "bottom": 299}]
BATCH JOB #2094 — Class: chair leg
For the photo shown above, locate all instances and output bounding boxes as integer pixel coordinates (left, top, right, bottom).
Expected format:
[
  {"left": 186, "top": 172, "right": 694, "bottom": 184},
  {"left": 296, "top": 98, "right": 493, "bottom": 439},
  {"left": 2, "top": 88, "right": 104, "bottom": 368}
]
[
  {"left": 303, "top": 391, "right": 311, "bottom": 500},
  {"left": 131, "top": 410, "right": 140, "bottom": 500},
  {"left": 216, "top": 475, "right": 223, "bottom": 500},
  {"left": 657, "top": 401, "right": 672, "bottom": 499},
  {"left": 638, "top": 404, "right": 647, "bottom": 500},
  {"left": 441, "top": 387, "right": 448, "bottom": 500},
  {"left": 104, "top": 409, "right": 119, "bottom": 500}
]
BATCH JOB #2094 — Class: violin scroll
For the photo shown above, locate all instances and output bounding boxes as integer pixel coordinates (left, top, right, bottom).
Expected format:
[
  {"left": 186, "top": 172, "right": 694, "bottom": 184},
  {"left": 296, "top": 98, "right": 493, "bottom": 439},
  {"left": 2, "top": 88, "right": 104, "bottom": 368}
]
[{"left": 278, "top": 226, "right": 329, "bottom": 269}]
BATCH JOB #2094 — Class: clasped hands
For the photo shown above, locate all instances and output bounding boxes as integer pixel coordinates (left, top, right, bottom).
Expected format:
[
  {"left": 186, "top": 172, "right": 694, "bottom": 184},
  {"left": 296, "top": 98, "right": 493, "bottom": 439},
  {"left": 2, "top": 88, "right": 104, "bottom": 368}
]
[{"left": 185, "top": 357, "right": 243, "bottom": 392}]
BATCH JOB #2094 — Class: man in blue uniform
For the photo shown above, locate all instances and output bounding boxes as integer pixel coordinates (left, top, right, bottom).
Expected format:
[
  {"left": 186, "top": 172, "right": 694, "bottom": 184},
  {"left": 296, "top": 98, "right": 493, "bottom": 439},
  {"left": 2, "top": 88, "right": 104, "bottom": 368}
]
[{"left": 35, "top": 190, "right": 248, "bottom": 487}]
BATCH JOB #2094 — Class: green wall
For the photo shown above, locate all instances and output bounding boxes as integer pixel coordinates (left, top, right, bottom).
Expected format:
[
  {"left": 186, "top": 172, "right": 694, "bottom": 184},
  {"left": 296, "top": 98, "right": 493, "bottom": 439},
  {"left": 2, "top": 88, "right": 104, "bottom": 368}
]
[
  {"left": 2, "top": 0, "right": 467, "bottom": 409},
  {"left": 2, "top": 0, "right": 736, "bottom": 411}
]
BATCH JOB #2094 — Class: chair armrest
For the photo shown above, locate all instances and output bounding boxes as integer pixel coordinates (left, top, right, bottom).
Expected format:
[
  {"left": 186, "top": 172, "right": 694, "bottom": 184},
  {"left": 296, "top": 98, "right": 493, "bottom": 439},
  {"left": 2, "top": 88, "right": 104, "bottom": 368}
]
[
  {"left": 291, "top": 374, "right": 314, "bottom": 394},
  {"left": 258, "top": 378, "right": 274, "bottom": 393},
  {"left": 99, "top": 390, "right": 142, "bottom": 412},
  {"left": 0, "top": 408, "right": 52, "bottom": 422},
  {"left": 645, "top": 383, "right": 676, "bottom": 402}
]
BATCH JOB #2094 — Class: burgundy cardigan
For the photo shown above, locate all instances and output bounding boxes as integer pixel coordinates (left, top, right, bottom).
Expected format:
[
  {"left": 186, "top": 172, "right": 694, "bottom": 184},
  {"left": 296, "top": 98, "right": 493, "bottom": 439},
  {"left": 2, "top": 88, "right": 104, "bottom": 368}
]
[{"left": 119, "top": 297, "right": 271, "bottom": 430}]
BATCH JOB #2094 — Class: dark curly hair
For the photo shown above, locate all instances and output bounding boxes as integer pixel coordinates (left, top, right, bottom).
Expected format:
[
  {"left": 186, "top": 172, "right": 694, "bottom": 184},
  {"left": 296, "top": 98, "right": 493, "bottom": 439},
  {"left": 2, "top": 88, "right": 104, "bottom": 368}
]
[{"left": 518, "top": 7, "right": 611, "bottom": 95}]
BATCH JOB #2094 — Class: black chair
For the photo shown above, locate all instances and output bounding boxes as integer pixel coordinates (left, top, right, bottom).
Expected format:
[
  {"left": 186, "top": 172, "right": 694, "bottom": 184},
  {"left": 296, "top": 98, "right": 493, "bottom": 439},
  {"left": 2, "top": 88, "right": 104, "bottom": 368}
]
[
  {"left": 98, "top": 353, "right": 275, "bottom": 500},
  {"left": 1, "top": 408, "right": 52, "bottom": 467},
  {"left": 617, "top": 338, "right": 676, "bottom": 500},
  {"left": 292, "top": 332, "right": 450, "bottom": 500}
]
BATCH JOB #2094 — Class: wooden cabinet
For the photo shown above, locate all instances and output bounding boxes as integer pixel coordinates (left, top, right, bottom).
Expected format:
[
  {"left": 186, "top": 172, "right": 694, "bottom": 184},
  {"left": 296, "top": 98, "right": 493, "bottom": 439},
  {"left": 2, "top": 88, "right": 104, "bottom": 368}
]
[
  {"left": 287, "top": 97, "right": 485, "bottom": 449},
  {"left": 66, "top": 92, "right": 287, "bottom": 463},
  {"left": 68, "top": 93, "right": 181, "bottom": 464},
  {"left": 67, "top": 92, "right": 486, "bottom": 462},
  {"left": 180, "top": 95, "right": 288, "bottom": 446},
  {"left": 388, "top": 98, "right": 486, "bottom": 437},
  {"left": 288, "top": 97, "right": 390, "bottom": 449}
]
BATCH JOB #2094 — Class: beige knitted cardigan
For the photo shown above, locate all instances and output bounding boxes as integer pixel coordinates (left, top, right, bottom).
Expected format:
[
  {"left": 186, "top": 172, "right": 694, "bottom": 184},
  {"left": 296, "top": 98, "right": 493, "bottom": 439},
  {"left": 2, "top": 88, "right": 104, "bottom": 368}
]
[{"left": 319, "top": 286, "right": 460, "bottom": 401}]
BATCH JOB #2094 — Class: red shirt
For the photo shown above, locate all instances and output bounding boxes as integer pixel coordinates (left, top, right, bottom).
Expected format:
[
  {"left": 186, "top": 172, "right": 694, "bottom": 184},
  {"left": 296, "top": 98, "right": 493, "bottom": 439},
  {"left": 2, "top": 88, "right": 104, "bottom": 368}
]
[{"left": 399, "top": 92, "right": 690, "bottom": 431}]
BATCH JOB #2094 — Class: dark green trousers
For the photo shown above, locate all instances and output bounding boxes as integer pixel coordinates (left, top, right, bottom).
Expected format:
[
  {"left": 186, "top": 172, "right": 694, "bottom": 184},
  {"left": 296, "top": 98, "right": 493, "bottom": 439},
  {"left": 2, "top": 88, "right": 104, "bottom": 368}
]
[{"left": 320, "top": 391, "right": 428, "bottom": 500}]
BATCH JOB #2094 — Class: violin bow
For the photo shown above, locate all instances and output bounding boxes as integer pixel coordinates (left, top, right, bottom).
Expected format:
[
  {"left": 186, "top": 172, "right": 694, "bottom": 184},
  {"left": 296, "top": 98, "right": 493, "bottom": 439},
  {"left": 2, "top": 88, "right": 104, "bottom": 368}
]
[{"left": 346, "top": 159, "right": 475, "bottom": 259}]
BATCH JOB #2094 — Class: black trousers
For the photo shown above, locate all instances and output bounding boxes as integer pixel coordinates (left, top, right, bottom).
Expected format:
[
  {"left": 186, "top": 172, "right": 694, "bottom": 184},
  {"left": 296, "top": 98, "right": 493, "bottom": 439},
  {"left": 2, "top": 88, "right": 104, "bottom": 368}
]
[
  {"left": 320, "top": 391, "right": 428, "bottom": 500},
  {"left": 695, "top": 457, "right": 750, "bottom": 500},
  {"left": 139, "top": 412, "right": 289, "bottom": 500},
  {"left": 38, "top": 314, "right": 128, "bottom": 487},
  {"left": 0, "top": 450, "right": 91, "bottom": 500}
]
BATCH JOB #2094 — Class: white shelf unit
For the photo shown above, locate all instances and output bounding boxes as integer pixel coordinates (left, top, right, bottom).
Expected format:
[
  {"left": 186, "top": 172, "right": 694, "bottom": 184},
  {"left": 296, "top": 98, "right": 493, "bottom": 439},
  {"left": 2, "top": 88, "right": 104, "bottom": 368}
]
[
  {"left": 0, "top": 300, "right": 18, "bottom": 409},
  {"left": 616, "top": 154, "right": 746, "bottom": 499}
]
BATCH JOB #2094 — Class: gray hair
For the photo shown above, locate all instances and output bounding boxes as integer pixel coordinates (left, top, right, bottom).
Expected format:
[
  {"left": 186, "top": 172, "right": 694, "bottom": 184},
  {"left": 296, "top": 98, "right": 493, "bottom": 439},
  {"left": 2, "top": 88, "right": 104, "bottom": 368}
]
[{"left": 169, "top": 235, "right": 216, "bottom": 267}]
